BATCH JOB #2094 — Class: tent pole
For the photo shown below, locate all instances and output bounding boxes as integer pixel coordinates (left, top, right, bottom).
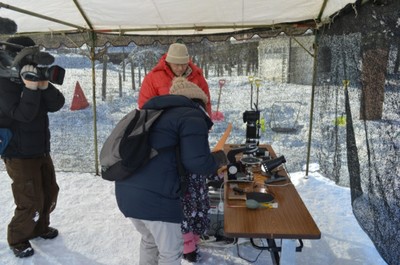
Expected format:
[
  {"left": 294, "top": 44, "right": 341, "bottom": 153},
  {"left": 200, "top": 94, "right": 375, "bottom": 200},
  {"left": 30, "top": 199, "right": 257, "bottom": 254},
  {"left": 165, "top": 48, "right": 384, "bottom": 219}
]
[
  {"left": 0, "top": 2, "right": 85, "bottom": 30},
  {"left": 305, "top": 30, "right": 319, "bottom": 177},
  {"left": 304, "top": 0, "right": 325, "bottom": 177},
  {"left": 89, "top": 32, "right": 100, "bottom": 175}
]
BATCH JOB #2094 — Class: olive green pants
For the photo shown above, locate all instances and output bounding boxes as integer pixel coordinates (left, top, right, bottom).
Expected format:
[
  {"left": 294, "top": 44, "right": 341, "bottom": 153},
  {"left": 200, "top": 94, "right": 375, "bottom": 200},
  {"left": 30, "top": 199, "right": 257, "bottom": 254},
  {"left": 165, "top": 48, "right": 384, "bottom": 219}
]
[{"left": 4, "top": 155, "right": 59, "bottom": 246}]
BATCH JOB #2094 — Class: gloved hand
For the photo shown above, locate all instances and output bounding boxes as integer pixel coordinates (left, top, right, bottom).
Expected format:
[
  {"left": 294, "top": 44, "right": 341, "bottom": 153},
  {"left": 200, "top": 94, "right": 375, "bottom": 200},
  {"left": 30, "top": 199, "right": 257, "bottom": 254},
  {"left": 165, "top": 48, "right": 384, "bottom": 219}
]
[
  {"left": 211, "top": 150, "right": 228, "bottom": 168},
  {"left": 38, "top": 80, "right": 49, "bottom": 90},
  {"left": 20, "top": 65, "right": 38, "bottom": 90}
]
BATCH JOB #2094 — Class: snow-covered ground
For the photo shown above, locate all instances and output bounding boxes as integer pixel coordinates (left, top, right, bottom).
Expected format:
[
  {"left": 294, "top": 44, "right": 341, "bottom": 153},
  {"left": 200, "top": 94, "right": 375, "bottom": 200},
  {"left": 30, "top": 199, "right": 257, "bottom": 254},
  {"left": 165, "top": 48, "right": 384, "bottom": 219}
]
[{"left": 0, "top": 170, "right": 387, "bottom": 265}]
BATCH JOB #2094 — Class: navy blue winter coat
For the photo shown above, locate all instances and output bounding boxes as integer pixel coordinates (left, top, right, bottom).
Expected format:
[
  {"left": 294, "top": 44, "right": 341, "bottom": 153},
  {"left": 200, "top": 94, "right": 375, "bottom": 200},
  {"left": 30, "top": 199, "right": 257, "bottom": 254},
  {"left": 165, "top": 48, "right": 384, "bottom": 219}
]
[{"left": 115, "top": 95, "right": 219, "bottom": 224}]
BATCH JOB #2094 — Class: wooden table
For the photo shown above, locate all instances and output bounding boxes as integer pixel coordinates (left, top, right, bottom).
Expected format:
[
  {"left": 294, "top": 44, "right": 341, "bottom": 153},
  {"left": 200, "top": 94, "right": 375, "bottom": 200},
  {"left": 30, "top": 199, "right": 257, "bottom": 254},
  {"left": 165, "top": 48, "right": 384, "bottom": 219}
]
[{"left": 223, "top": 144, "right": 321, "bottom": 265}]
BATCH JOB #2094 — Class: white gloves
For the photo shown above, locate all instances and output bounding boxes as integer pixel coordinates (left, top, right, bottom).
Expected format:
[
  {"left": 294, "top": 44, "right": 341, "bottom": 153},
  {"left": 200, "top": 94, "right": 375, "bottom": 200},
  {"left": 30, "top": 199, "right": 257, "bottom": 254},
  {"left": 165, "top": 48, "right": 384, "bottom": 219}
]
[{"left": 20, "top": 65, "right": 49, "bottom": 90}]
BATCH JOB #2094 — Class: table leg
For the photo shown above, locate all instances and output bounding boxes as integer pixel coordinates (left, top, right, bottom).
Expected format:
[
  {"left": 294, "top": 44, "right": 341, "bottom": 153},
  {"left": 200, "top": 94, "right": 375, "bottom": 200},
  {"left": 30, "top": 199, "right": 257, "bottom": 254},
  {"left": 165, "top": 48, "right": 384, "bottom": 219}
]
[{"left": 266, "top": 239, "right": 280, "bottom": 265}]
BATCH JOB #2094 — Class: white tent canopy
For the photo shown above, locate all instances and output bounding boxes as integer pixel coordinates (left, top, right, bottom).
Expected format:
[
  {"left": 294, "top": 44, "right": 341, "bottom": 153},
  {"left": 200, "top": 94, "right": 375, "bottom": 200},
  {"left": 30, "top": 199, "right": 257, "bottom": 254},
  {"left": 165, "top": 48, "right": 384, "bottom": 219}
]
[
  {"left": 0, "top": 0, "right": 358, "bottom": 174},
  {"left": 1, "top": 0, "right": 357, "bottom": 37}
]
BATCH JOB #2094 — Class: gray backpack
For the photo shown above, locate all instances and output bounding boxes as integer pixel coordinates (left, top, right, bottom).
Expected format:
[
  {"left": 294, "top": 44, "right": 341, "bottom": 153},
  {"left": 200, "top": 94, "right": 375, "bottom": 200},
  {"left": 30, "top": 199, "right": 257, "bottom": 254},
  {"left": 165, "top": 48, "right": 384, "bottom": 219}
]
[{"left": 100, "top": 108, "right": 166, "bottom": 181}]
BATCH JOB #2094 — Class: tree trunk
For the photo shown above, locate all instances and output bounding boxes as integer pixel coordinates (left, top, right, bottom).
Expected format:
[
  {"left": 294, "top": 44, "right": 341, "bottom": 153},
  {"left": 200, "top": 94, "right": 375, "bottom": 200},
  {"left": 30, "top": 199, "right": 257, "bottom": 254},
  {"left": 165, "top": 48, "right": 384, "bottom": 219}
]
[
  {"left": 360, "top": 47, "right": 388, "bottom": 120},
  {"left": 204, "top": 55, "right": 209, "bottom": 79},
  {"left": 394, "top": 42, "right": 400, "bottom": 74}
]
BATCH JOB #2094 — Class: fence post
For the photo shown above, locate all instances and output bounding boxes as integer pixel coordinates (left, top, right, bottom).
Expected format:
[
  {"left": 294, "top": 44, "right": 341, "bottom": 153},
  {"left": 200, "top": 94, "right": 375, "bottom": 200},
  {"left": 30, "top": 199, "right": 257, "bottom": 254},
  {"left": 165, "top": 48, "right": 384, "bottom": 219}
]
[
  {"left": 119, "top": 71, "right": 122, "bottom": 97},
  {"left": 102, "top": 54, "right": 108, "bottom": 101},
  {"left": 131, "top": 57, "right": 136, "bottom": 90}
]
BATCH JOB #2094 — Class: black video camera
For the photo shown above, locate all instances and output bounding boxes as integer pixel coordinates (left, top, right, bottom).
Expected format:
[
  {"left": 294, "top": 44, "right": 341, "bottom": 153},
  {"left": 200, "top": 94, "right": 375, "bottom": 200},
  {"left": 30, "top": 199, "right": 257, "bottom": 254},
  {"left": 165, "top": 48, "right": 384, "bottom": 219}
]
[
  {"left": 20, "top": 65, "right": 65, "bottom": 85},
  {"left": 0, "top": 43, "right": 65, "bottom": 85}
]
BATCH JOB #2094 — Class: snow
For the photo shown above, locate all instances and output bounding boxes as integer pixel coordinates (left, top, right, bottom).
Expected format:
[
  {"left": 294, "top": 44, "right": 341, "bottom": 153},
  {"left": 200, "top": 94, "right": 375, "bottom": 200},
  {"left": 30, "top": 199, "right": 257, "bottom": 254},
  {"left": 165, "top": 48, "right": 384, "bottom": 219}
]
[
  {"left": 0, "top": 171, "right": 387, "bottom": 264},
  {"left": 0, "top": 53, "right": 388, "bottom": 264}
]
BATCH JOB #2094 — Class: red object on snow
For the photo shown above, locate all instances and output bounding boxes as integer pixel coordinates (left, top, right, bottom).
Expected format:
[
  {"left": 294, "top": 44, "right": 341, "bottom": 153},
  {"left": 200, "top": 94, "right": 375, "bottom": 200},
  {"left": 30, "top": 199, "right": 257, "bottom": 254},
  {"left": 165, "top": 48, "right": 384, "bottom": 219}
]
[
  {"left": 211, "top": 111, "right": 224, "bottom": 121},
  {"left": 70, "top": 81, "right": 89, "bottom": 111},
  {"left": 211, "top": 79, "right": 226, "bottom": 121}
]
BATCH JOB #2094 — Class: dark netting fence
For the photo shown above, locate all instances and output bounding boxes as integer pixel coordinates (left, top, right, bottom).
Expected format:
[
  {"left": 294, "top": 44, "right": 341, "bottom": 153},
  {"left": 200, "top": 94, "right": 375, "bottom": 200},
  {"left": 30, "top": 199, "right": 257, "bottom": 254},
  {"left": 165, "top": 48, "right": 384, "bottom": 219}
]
[{"left": 313, "top": 1, "right": 399, "bottom": 264}]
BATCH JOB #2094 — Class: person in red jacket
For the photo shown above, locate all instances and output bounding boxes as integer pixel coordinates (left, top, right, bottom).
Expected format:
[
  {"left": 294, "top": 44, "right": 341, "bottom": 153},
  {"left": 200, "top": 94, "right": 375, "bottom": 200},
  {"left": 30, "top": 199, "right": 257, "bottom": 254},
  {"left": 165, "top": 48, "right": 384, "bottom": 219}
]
[{"left": 138, "top": 43, "right": 212, "bottom": 115}]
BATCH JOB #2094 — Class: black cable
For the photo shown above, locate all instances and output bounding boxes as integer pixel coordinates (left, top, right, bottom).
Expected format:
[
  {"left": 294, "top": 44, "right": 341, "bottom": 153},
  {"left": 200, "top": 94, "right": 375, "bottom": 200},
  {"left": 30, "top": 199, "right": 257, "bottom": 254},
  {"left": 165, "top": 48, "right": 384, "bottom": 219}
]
[
  {"left": 236, "top": 239, "right": 265, "bottom": 263},
  {"left": 208, "top": 181, "right": 264, "bottom": 262}
]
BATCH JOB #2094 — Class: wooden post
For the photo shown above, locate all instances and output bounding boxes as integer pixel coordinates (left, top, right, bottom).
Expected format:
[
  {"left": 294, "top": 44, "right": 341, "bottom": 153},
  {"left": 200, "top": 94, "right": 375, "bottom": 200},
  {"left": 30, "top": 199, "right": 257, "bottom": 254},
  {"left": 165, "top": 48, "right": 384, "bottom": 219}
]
[
  {"left": 122, "top": 47, "right": 126, "bottom": 81},
  {"left": 89, "top": 32, "right": 100, "bottom": 175},
  {"left": 118, "top": 72, "right": 122, "bottom": 97},
  {"left": 102, "top": 54, "right": 108, "bottom": 101},
  {"left": 131, "top": 57, "right": 136, "bottom": 90},
  {"left": 138, "top": 62, "right": 142, "bottom": 89}
]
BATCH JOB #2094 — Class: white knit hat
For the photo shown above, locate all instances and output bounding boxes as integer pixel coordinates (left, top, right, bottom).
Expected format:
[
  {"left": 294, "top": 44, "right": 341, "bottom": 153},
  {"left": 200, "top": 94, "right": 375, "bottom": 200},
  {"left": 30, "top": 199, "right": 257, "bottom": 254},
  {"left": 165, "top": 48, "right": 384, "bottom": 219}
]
[
  {"left": 170, "top": 77, "right": 208, "bottom": 106},
  {"left": 165, "top": 43, "right": 189, "bottom": 64}
]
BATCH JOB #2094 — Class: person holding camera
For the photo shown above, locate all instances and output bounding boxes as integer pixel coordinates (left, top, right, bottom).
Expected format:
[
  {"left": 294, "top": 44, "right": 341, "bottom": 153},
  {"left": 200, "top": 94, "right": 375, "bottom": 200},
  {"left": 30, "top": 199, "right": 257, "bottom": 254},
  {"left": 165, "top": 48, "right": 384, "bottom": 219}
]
[{"left": 0, "top": 36, "right": 65, "bottom": 258}]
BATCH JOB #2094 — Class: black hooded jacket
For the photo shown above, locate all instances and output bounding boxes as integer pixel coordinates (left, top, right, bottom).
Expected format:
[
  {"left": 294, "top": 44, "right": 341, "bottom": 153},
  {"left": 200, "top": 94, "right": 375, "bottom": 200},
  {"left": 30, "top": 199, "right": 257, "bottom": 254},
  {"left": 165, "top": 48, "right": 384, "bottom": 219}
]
[{"left": 0, "top": 77, "right": 65, "bottom": 158}]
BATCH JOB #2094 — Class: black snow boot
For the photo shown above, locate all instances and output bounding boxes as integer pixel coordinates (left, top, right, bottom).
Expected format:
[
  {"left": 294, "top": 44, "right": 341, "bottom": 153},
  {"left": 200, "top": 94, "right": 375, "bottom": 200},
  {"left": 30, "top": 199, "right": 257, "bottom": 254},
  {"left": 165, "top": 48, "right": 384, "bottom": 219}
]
[
  {"left": 10, "top": 241, "right": 34, "bottom": 258},
  {"left": 40, "top": 227, "right": 59, "bottom": 239}
]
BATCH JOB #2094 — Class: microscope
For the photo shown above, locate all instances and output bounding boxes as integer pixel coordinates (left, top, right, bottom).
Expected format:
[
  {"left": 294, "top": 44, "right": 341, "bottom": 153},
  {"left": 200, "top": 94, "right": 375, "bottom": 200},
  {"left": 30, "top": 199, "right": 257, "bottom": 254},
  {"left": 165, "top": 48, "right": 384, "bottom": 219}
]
[
  {"left": 226, "top": 105, "right": 287, "bottom": 183},
  {"left": 227, "top": 107, "right": 271, "bottom": 181}
]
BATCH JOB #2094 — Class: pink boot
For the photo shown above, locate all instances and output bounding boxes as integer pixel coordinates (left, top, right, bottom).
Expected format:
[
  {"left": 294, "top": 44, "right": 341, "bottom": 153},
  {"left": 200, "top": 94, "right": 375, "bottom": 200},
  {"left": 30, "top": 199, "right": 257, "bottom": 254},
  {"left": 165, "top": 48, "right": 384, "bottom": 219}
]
[
  {"left": 182, "top": 232, "right": 196, "bottom": 254},
  {"left": 183, "top": 232, "right": 200, "bottom": 262}
]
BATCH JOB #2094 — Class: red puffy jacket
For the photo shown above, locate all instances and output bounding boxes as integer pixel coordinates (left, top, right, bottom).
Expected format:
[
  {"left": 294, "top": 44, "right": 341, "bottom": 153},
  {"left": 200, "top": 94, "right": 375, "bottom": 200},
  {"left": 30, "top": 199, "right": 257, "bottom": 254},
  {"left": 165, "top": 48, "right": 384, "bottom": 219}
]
[{"left": 138, "top": 54, "right": 212, "bottom": 115}]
